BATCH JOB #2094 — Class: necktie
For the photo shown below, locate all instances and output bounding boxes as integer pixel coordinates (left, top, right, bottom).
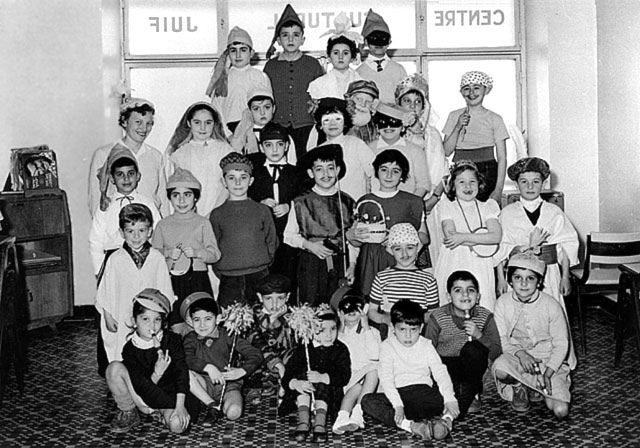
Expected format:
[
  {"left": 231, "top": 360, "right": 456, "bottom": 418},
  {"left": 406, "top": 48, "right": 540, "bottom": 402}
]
[
  {"left": 270, "top": 164, "right": 283, "bottom": 181},
  {"left": 375, "top": 59, "right": 384, "bottom": 72},
  {"left": 117, "top": 195, "right": 134, "bottom": 206}
]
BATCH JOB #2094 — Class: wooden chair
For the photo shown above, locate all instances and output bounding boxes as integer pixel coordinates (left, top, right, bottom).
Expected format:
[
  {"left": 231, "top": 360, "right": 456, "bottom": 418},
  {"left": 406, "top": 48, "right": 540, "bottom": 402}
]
[{"left": 570, "top": 232, "right": 640, "bottom": 355}]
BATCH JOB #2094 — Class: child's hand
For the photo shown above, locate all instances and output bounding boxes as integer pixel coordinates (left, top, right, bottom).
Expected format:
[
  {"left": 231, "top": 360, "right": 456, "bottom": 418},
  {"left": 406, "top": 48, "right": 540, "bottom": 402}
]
[
  {"left": 305, "top": 240, "right": 334, "bottom": 259},
  {"left": 463, "top": 320, "right": 482, "bottom": 339},
  {"left": 560, "top": 274, "right": 572, "bottom": 296},
  {"left": 307, "top": 370, "right": 329, "bottom": 384},
  {"left": 275, "top": 362, "right": 286, "bottom": 379},
  {"left": 457, "top": 110, "right": 470, "bottom": 129},
  {"left": 269, "top": 304, "right": 288, "bottom": 323},
  {"left": 291, "top": 379, "right": 314, "bottom": 394},
  {"left": 261, "top": 198, "right": 278, "bottom": 208},
  {"left": 351, "top": 225, "right": 371, "bottom": 243},
  {"left": 222, "top": 367, "right": 246, "bottom": 381},
  {"left": 273, "top": 203, "right": 289, "bottom": 218},
  {"left": 170, "top": 404, "right": 190, "bottom": 432},
  {"left": 515, "top": 350, "right": 541, "bottom": 375},
  {"left": 205, "top": 364, "right": 225, "bottom": 384},
  {"left": 444, "top": 401, "right": 460, "bottom": 419},
  {"left": 543, "top": 366, "right": 555, "bottom": 395},
  {"left": 359, "top": 305, "right": 370, "bottom": 330},
  {"left": 443, "top": 232, "right": 467, "bottom": 249},
  {"left": 394, "top": 406, "right": 405, "bottom": 426},
  {"left": 182, "top": 246, "right": 196, "bottom": 258},
  {"left": 496, "top": 278, "right": 509, "bottom": 296},
  {"left": 345, "top": 262, "right": 356, "bottom": 285},
  {"left": 154, "top": 349, "right": 172, "bottom": 377},
  {"left": 104, "top": 312, "right": 118, "bottom": 333},
  {"left": 170, "top": 247, "right": 182, "bottom": 261}
]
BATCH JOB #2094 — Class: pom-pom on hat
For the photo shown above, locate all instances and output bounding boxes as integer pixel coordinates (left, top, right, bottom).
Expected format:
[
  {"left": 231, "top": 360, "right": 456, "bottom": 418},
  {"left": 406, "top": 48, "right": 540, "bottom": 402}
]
[
  {"left": 394, "top": 74, "right": 429, "bottom": 104},
  {"left": 167, "top": 168, "right": 201, "bottom": 191},
  {"left": 299, "top": 144, "right": 347, "bottom": 180},
  {"left": 361, "top": 9, "right": 391, "bottom": 45},
  {"left": 180, "top": 291, "right": 217, "bottom": 323},
  {"left": 508, "top": 252, "right": 546, "bottom": 277},
  {"left": 259, "top": 122, "right": 289, "bottom": 143},
  {"left": 507, "top": 157, "right": 551, "bottom": 181},
  {"left": 120, "top": 97, "right": 155, "bottom": 114},
  {"left": 133, "top": 288, "right": 171, "bottom": 315},
  {"left": 266, "top": 4, "right": 304, "bottom": 59},
  {"left": 460, "top": 71, "right": 493, "bottom": 94},
  {"left": 345, "top": 79, "right": 380, "bottom": 100},
  {"left": 227, "top": 26, "right": 253, "bottom": 49},
  {"left": 387, "top": 223, "right": 421, "bottom": 247},
  {"left": 220, "top": 152, "right": 253, "bottom": 175}
]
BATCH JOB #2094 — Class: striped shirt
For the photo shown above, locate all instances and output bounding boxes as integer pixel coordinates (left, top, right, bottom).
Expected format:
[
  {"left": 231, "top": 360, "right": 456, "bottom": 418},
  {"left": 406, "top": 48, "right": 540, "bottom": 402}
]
[{"left": 369, "top": 267, "right": 439, "bottom": 312}]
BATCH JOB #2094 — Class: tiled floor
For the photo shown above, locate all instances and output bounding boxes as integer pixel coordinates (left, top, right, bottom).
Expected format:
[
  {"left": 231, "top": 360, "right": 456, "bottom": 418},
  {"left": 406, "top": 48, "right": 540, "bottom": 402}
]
[{"left": 1, "top": 306, "right": 639, "bottom": 447}]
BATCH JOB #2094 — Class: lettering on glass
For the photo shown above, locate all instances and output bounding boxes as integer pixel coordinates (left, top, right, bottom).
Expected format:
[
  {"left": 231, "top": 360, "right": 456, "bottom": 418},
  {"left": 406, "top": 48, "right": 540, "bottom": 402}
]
[
  {"left": 433, "top": 10, "right": 505, "bottom": 26},
  {"left": 149, "top": 16, "right": 198, "bottom": 32},
  {"left": 267, "top": 10, "right": 366, "bottom": 30}
]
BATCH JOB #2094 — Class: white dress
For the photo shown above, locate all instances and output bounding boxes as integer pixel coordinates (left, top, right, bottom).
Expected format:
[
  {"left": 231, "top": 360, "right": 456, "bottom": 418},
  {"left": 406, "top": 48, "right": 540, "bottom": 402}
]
[
  {"left": 433, "top": 197, "right": 500, "bottom": 311},
  {"left": 166, "top": 139, "right": 234, "bottom": 217}
]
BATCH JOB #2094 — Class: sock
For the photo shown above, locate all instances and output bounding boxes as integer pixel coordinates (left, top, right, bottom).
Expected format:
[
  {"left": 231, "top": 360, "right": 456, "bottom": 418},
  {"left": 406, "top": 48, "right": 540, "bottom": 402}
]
[
  {"left": 297, "top": 405, "right": 310, "bottom": 430},
  {"left": 351, "top": 404, "right": 363, "bottom": 419},
  {"left": 336, "top": 410, "right": 349, "bottom": 420},
  {"left": 314, "top": 408, "right": 327, "bottom": 431},
  {"left": 400, "top": 418, "right": 412, "bottom": 432}
]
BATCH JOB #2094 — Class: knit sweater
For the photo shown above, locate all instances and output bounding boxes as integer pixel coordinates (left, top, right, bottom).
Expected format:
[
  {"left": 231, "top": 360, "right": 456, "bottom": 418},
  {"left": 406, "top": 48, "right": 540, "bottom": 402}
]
[
  {"left": 356, "top": 58, "right": 407, "bottom": 104},
  {"left": 209, "top": 199, "right": 278, "bottom": 276},
  {"left": 425, "top": 304, "right": 502, "bottom": 360}
]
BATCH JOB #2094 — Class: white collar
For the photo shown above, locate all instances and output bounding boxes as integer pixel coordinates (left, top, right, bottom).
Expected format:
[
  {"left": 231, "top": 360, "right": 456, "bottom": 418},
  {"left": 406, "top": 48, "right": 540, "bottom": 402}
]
[
  {"left": 264, "top": 159, "right": 287, "bottom": 168},
  {"left": 312, "top": 185, "right": 338, "bottom": 196},
  {"left": 367, "top": 54, "right": 388, "bottom": 67},
  {"left": 374, "top": 190, "right": 399, "bottom": 198},
  {"left": 131, "top": 330, "right": 163, "bottom": 349},
  {"left": 520, "top": 197, "right": 544, "bottom": 212},
  {"left": 376, "top": 138, "right": 405, "bottom": 149}
]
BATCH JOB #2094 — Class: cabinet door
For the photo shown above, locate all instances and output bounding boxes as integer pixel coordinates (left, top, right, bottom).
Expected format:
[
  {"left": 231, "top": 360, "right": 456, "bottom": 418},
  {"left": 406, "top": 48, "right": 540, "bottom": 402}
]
[{"left": 25, "top": 271, "right": 71, "bottom": 325}]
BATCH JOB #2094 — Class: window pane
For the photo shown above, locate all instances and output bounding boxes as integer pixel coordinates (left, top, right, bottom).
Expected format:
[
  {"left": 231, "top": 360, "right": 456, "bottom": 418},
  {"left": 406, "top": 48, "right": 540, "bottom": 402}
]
[
  {"left": 228, "top": 1, "right": 416, "bottom": 54},
  {"left": 127, "top": 0, "right": 217, "bottom": 56},
  {"left": 129, "top": 65, "right": 214, "bottom": 151},
  {"left": 426, "top": 0, "right": 516, "bottom": 49},
  {"left": 427, "top": 59, "right": 522, "bottom": 166}
]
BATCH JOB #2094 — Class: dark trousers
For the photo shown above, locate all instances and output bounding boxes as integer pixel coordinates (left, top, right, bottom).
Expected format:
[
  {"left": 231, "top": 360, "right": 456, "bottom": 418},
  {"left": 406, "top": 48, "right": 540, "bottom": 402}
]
[
  {"left": 441, "top": 341, "right": 489, "bottom": 417},
  {"left": 269, "top": 243, "right": 299, "bottom": 304},
  {"left": 362, "top": 384, "right": 444, "bottom": 427},
  {"left": 218, "top": 269, "right": 269, "bottom": 308}
]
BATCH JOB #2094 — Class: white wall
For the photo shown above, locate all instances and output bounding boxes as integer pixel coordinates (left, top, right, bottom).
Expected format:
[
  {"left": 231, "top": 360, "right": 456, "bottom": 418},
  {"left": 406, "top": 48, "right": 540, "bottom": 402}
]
[{"left": 0, "top": 0, "right": 121, "bottom": 306}]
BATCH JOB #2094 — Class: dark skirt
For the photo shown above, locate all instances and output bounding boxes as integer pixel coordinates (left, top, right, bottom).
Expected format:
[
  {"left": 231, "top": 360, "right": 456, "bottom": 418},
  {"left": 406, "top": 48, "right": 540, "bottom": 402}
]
[
  {"left": 356, "top": 243, "right": 395, "bottom": 298},
  {"left": 454, "top": 147, "right": 498, "bottom": 202},
  {"left": 170, "top": 269, "right": 213, "bottom": 326}
]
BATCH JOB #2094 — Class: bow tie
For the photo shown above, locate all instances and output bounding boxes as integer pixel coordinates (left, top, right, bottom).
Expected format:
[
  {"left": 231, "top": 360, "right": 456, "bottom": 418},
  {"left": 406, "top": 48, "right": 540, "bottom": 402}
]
[
  {"left": 270, "top": 164, "right": 283, "bottom": 180},
  {"left": 375, "top": 59, "right": 384, "bottom": 72},
  {"left": 117, "top": 195, "right": 134, "bottom": 206}
]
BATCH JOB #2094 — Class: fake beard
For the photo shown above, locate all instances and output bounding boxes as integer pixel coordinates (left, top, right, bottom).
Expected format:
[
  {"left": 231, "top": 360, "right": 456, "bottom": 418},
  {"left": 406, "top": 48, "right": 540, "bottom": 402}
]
[{"left": 351, "top": 108, "right": 372, "bottom": 127}]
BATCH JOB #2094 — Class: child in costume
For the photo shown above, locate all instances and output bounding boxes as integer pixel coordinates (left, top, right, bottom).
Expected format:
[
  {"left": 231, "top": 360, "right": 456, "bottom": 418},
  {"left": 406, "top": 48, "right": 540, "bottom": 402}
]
[
  {"left": 433, "top": 161, "right": 501, "bottom": 310},
  {"left": 96, "top": 204, "right": 173, "bottom": 373},
  {"left": 492, "top": 253, "right": 575, "bottom": 419},
  {"left": 283, "top": 145, "right": 356, "bottom": 306},
  {"left": 425, "top": 270, "right": 501, "bottom": 417},
  {"left": 344, "top": 79, "right": 380, "bottom": 145},
  {"left": 207, "top": 26, "right": 272, "bottom": 132},
  {"left": 496, "top": 157, "right": 579, "bottom": 309},
  {"left": 307, "top": 12, "right": 363, "bottom": 100},
  {"left": 279, "top": 307, "right": 351, "bottom": 442},
  {"left": 362, "top": 299, "right": 459, "bottom": 441},
  {"left": 244, "top": 274, "right": 295, "bottom": 405},
  {"left": 106, "top": 289, "right": 195, "bottom": 434},
  {"left": 367, "top": 223, "right": 438, "bottom": 334},
  {"left": 165, "top": 102, "right": 234, "bottom": 217},
  {"left": 370, "top": 102, "right": 431, "bottom": 198},
  {"left": 443, "top": 71, "right": 509, "bottom": 202},
  {"left": 349, "top": 149, "right": 427, "bottom": 297},
  {"left": 209, "top": 153, "right": 278, "bottom": 307},
  {"left": 356, "top": 9, "right": 408, "bottom": 103},
  {"left": 314, "top": 98, "right": 374, "bottom": 201},
  {"left": 182, "top": 292, "right": 263, "bottom": 423},
  {"left": 331, "top": 290, "right": 380, "bottom": 434},
  {"left": 264, "top": 3, "right": 324, "bottom": 157},
  {"left": 152, "top": 168, "right": 220, "bottom": 332},
  {"left": 89, "top": 145, "right": 161, "bottom": 279}
]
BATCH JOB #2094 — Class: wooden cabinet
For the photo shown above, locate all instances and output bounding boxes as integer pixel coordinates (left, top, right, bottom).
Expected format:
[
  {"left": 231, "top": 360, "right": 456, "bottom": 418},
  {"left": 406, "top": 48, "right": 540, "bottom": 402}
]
[
  {"left": 501, "top": 189, "right": 565, "bottom": 210},
  {"left": 0, "top": 190, "right": 73, "bottom": 330}
]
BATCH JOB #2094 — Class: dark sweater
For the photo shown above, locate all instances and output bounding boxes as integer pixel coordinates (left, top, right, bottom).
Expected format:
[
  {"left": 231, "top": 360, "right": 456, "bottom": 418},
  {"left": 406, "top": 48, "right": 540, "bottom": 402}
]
[
  {"left": 183, "top": 327, "right": 263, "bottom": 377},
  {"left": 122, "top": 331, "right": 190, "bottom": 410},
  {"left": 209, "top": 198, "right": 278, "bottom": 276}
]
